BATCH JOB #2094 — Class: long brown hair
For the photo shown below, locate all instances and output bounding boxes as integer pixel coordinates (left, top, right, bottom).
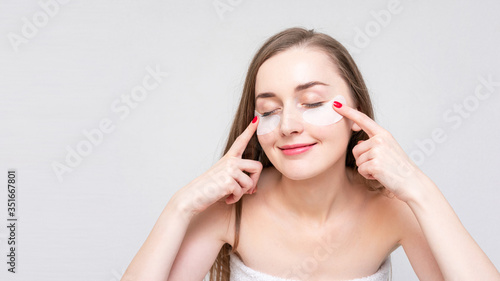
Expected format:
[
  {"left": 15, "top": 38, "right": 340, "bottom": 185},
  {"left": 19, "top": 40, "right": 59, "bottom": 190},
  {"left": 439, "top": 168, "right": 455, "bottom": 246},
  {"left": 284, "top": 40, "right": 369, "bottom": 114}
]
[{"left": 208, "top": 27, "right": 384, "bottom": 281}]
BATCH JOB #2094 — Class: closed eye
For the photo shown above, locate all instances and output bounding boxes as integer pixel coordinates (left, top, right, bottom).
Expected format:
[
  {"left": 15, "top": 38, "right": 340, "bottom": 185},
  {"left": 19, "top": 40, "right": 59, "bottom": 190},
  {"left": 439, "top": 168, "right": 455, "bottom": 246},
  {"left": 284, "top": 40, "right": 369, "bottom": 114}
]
[
  {"left": 303, "top": 102, "right": 324, "bottom": 108},
  {"left": 262, "top": 102, "right": 324, "bottom": 116},
  {"left": 262, "top": 109, "right": 279, "bottom": 117}
]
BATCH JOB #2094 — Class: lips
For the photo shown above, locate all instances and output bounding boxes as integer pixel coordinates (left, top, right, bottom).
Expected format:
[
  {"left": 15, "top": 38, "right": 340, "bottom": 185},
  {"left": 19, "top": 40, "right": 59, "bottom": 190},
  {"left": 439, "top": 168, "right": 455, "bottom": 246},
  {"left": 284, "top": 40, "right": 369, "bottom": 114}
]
[
  {"left": 279, "top": 143, "right": 317, "bottom": 155},
  {"left": 279, "top": 143, "right": 316, "bottom": 150}
]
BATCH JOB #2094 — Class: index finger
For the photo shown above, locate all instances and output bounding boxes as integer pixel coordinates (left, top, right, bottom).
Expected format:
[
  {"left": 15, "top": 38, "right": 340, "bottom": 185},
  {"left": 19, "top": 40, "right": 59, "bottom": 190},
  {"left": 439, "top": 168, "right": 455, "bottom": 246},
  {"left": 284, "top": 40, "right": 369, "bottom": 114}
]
[
  {"left": 227, "top": 116, "right": 259, "bottom": 157},
  {"left": 333, "top": 101, "right": 382, "bottom": 138}
]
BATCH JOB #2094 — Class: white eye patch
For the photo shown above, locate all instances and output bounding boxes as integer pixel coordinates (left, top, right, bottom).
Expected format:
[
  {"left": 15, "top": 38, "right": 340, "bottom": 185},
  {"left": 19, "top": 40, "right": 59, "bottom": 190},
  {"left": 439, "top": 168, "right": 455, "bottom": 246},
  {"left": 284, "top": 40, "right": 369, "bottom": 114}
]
[{"left": 255, "top": 95, "right": 346, "bottom": 135}]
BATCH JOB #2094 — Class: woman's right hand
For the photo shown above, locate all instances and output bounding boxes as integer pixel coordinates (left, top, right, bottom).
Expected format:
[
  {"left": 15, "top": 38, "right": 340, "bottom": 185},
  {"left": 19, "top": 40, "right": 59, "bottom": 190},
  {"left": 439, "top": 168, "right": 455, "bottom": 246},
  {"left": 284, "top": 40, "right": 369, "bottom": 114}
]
[{"left": 172, "top": 116, "right": 263, "bottom": 218}]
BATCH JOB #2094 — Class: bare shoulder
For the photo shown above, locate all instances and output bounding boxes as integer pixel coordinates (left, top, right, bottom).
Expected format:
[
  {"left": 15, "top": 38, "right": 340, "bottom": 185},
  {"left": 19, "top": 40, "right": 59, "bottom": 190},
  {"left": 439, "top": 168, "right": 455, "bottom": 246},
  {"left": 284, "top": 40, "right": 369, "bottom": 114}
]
[
  {"left": 369, "top": 190, "right": 428, "bottom": 244},
  {"left": 189, "top": 199, "right": 235, "bottom": 245},
  {"left": 366, "top": 190, "right": 444, "bottom": 279},
  {"left": 382, "top": 192, "right": 420, "bottom": 237},
  {"left": 363, "top": 188, "right": 419, "bottom": 249},
  {"left": 224, "top": 166, "right": 279, "bottom": 246}
]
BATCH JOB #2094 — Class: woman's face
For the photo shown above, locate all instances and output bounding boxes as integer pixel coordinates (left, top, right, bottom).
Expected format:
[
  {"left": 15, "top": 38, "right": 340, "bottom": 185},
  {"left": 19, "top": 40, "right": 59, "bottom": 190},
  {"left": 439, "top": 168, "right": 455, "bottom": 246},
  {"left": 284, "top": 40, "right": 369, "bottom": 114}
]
[{"left": 255, "top": 47, "right": 356, "bottom": 180}]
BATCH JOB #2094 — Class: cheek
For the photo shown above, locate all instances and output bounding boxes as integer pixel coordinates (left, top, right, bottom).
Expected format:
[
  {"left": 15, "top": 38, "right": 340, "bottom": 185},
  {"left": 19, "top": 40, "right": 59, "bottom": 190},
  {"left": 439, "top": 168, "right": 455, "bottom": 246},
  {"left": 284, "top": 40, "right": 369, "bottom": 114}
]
[
  {"left": 257, "top": 134, "right": 275, "bottom": 148},
  {"left": 311, "top": 120, "right": 351, "bottom": 144}
]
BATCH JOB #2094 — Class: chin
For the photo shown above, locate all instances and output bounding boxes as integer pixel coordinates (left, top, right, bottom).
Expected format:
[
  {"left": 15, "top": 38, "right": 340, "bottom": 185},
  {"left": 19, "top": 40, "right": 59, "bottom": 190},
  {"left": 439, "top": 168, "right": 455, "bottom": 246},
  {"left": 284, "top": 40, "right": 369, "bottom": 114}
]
[
  {"left": 274, "top": 163, "right": 325, "bottom": 181},
  {"left": 283, "top": 173, "right": 314, "bottom": 181}
]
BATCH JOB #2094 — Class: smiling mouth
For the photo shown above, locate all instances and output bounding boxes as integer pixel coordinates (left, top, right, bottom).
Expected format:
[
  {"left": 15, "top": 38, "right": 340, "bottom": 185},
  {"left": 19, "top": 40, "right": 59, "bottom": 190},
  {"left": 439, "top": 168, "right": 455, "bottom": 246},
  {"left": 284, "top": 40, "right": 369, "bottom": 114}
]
[
  {"left": 279, "top": 143, "right": 317, "bottom": 150},
  {"left": 279, "top": 143, "right": 317, "bottom": 155}
]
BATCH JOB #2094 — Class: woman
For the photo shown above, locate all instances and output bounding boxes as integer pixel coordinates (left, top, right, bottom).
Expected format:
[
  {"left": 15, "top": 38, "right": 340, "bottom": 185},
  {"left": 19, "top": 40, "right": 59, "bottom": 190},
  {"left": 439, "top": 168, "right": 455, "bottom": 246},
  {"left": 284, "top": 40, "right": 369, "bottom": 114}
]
[{"left": 122, "top": 27, "right": 499, "bottom": 281}]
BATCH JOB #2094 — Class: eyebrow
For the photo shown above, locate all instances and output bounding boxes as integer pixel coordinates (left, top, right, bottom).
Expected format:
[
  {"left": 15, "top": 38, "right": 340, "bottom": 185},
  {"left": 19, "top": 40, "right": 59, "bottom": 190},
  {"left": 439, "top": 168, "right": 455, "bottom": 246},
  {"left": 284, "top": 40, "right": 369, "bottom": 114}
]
[{"left": 255, "top": 81, "right": 329, "bottom": 100}]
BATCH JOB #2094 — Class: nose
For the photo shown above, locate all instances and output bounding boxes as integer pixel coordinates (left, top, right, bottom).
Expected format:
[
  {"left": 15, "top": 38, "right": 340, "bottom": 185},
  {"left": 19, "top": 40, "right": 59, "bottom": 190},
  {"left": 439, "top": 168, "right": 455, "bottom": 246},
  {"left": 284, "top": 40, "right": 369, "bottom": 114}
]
[{"left": 279, "top": 105, "right": 304, "bottom": 136}]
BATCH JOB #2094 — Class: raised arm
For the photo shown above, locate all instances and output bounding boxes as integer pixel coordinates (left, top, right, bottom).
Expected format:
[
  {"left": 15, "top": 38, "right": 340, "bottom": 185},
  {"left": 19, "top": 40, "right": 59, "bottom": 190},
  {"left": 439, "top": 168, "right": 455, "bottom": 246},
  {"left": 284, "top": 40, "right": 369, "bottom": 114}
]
[
  {"left": 332, "top": 101, "right": 499, "bottom": 280},
  {"left": 121, "top": 117, "right": 263, "bottom": 280}
]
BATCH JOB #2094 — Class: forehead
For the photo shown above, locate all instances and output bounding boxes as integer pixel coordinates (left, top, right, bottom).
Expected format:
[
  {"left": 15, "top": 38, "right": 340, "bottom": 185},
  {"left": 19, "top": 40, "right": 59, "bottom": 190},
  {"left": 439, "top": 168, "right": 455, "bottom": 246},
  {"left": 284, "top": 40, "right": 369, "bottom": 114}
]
[{"left": 255, "top": 47, "right": 341, "bottom": 92}]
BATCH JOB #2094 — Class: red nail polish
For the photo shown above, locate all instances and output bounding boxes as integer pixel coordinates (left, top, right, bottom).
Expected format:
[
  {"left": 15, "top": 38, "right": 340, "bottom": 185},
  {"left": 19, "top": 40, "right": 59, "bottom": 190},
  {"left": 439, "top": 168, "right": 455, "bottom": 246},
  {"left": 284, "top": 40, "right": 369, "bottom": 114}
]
[
  {"left": 252, "top": 116, "right": 258, "bottom": 123},
  {"left": 333, "top": 101, "right": 342, "bottom": 108}
]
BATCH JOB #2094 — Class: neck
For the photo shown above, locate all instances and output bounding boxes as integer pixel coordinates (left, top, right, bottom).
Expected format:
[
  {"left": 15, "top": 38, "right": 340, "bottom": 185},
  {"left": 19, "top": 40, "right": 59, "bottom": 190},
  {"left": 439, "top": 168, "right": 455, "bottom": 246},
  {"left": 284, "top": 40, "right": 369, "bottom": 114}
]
[{"left": 273, "top": 162, "right": 359, "bottom": 227}]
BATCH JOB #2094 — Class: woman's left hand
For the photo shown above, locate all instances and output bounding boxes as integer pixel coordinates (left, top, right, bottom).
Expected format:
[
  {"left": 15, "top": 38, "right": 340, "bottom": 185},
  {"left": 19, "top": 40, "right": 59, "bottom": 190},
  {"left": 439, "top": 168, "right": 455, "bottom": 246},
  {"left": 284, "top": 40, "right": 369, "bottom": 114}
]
[{"left": 333, "top": 101, "right": 427, "bottom": 202}]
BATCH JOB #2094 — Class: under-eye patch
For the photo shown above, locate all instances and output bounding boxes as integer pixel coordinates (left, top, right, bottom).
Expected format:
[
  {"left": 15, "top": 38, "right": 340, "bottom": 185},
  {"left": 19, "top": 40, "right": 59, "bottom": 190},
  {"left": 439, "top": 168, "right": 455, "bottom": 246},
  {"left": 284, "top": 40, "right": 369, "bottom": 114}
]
[{"left": 255, "top": 95, "right": 346, "bottom": 135}]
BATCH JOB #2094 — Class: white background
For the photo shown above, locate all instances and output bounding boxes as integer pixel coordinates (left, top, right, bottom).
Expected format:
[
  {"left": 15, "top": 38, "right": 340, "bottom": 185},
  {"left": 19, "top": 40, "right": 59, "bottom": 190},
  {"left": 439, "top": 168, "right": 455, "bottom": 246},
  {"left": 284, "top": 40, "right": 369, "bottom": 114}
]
[{"left": 0, "top": 0, "right": 499, "bottom": 280}]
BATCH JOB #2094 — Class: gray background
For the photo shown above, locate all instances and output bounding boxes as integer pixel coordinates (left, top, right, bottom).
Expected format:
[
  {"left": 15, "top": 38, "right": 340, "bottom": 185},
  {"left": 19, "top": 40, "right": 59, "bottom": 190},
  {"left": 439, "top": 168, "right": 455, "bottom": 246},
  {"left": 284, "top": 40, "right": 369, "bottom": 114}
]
[{"left": 0, "top": 0, "right": 499, "bottom": 280}]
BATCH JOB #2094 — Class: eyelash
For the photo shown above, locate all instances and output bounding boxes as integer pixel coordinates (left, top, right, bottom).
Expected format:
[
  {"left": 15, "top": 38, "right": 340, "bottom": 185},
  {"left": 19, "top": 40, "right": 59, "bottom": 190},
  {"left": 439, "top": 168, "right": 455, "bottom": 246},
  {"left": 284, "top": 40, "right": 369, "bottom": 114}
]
[{"left": 262, "top": 102, "right": 324, "bottom": 117}]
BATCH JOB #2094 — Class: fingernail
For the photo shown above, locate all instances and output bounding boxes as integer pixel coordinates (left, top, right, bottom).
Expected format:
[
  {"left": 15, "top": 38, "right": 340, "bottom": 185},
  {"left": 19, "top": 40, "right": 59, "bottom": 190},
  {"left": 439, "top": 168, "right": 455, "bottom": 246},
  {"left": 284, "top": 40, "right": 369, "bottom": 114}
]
[
  {"left": 333, "top": 101, "right": 342, "bottom": 108},
  {"left": 252, "top": 116, "right": 258, "bottom": 123}
]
